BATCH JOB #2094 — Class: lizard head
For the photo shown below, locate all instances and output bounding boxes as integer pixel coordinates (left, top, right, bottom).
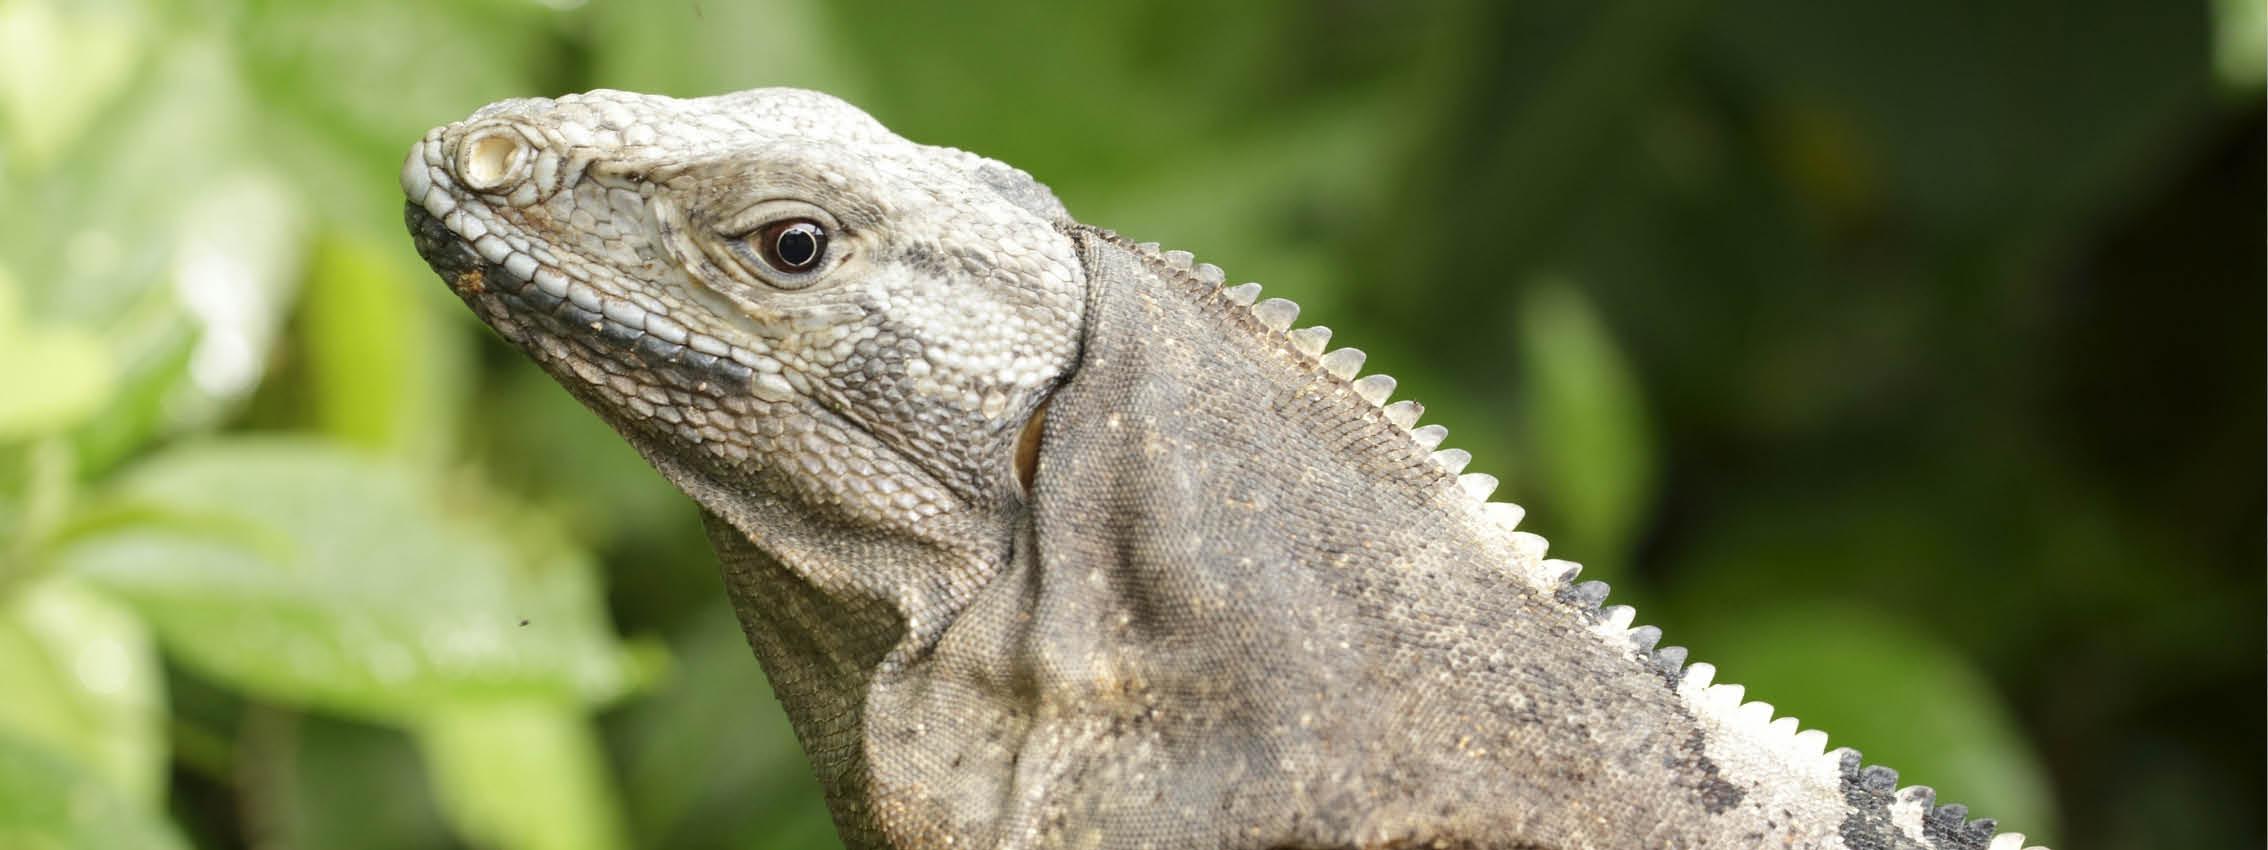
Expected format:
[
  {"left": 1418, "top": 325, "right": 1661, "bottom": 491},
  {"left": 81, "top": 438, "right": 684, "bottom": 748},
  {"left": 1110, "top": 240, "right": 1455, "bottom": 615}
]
[{"left": 403, "top": 88, "right": 1085, "bottom": 530}]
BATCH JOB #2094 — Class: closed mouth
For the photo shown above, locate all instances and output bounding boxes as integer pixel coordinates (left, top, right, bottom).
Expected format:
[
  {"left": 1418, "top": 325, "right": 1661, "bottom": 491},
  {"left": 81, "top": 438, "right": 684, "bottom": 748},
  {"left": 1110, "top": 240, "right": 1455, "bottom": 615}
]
[
  {"left": 404, "top": 202, "right": 762, "bottom": 392},
  {"left": 405, "top": 202, "right": 487, "bottom": 293}
]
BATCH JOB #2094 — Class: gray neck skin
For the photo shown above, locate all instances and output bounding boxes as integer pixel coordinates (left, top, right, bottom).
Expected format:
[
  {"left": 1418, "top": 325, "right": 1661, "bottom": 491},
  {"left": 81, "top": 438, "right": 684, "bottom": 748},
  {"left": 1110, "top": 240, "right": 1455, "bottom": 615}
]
[
  {"left": 635, "top": 403, "right": 1023, "bottom": 848},
  {"left": 687, "top": 227, "right": 1805, "bottom": 850},
  {"left": 638, "top": 229, "right": 1074, "bottom": 845}
]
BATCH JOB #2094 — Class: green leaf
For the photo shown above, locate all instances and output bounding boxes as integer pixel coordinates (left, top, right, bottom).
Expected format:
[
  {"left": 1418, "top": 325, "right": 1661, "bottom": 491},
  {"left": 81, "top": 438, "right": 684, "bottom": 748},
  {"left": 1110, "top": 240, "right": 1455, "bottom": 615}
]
[
  {"left": 0, "top": 327, "right": 115, "bottom": 442},
  {"left": 2213, "top": 0, "right": 2265, "bottom": 91},
  {"left": 1705, "top": 0, "right": 2209, "bottom": 236},
  {"left": 300, "top": 233, "right": 469, "bottom": 465},
  {"left": 0, "top": 730, "right": 186, "bottom": 850},
  {"left": 0, "top": 266, "right": 117, "bottom": 441},
  {"left": 1515, "top": 280, "right": 1656, "bottom": 579},
  {"left": 55, "top": 438, "right": 649, "bottom": 721},
  {"left": 236, "top": 0, "right": 556, "bottom": 162},
  {"left": 471, "top": 367, "right": 703, "bottom": 572},
  {"left": 249, "top": 713, "right": 463, "bottom": 850},
  {"left": 585, "top": 0, "right": 862, "bottom": 101},
  {"left": 813, "top": 1, "right": 1311, "bottom": 185},
  {"left": 0, "top": 36, "right": 307, "bottom": 468},
  {"left": 1678, "top": 603, "right": 2057, "bottom": 844},
  {"left": 0, "top": 576, "right": 166, "bottom": 806},
  {"left": 615, "top": 608, "right": 834, "bottom": 850},
  {"left": 1074, "top": 97, "right": 1408, "bottom": 322},
  {"left": 416, "top": 699, "right": 628, "bottom": 850},
  {"left": 0, "top": 0, "right": 150, "bottom": 171}
]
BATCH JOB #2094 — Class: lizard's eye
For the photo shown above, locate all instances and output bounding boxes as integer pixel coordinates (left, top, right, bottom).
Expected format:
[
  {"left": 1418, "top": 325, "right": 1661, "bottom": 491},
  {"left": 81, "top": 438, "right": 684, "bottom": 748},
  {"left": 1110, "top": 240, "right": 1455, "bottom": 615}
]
[
  {"left": 754, "top": 219, "right": 828, "bottom": 272},
  {"left": 722, "top": 215, "right": 836, "bottom": 289},
  {"left": 703, "top": 201, "right": 844, "bottom": 291}
]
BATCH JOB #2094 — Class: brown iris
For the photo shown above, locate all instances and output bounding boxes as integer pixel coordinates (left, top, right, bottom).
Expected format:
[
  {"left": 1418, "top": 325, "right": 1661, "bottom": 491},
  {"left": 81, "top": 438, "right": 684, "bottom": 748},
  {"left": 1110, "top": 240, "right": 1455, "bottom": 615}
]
[{"left": 754, "top": 219, "right": 827, "bottom": 272}]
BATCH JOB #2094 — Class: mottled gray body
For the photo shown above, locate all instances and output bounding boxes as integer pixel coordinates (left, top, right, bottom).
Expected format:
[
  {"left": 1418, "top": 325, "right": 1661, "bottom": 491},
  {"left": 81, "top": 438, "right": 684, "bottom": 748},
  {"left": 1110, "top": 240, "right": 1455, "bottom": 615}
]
[{"left": 403, "top": 88, "right": 2039, "bottom": 850}]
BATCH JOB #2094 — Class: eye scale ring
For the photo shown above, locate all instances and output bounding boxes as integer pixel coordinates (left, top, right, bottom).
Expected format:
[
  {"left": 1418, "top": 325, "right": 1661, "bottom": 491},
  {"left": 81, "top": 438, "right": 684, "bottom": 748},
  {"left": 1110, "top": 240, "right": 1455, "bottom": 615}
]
[{"left": 456, "top": 128, "right": 531, "bottom": 192}]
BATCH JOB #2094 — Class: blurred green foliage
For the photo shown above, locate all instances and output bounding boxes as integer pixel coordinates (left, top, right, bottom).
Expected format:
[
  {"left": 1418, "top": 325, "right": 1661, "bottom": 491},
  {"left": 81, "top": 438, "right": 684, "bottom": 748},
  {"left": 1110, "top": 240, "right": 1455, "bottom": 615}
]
[{"left": 0, "top": 1, "right": 2257, "bottom": 848}]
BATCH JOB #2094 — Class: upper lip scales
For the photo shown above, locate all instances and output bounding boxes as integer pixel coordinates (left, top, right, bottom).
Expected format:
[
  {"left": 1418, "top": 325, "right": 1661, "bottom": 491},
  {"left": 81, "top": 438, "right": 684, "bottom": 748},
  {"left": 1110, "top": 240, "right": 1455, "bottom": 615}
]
[
  {"left": 404, "top": 203, "right": 480, "bottom": 283},
  {"left": 405, "top": 199, "right": 707, "bottom": 379},
  {"left": 401, "top": 130, "right": 777, "bottom": 402}
]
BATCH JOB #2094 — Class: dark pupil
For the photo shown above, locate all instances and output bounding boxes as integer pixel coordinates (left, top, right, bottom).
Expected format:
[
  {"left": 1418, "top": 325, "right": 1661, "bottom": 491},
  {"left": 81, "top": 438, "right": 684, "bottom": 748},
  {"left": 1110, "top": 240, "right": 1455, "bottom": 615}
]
[{"left": 774, "top": 223, "right": 823, "bottom": 269}]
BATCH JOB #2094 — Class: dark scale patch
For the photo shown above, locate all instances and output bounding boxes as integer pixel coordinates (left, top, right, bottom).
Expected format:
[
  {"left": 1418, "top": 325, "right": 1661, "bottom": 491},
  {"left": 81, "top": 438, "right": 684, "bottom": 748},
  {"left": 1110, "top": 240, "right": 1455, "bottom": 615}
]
[
  {"left": 519, "top": 282, "right": 564, "bottom": 312},
  {"left": 645, "top": 338, "right": 750, "bottom": 396},
  {"left": 1554, "top": 580, "right": 1610, "bottom": 613},
  {"left": 718, "top": 358, "right": 753, "bottom": 384},
  {"left": 406, "top": 204, "right": 481, "bottom": 280},
  {"left": 895, "top": 241, "right": 953, "bottom": 279},
  {"left": 1648, "top": 646, "right": 1687, "bottom": 685},
  {"left": 1675, "top": 730, "right": 1745, "bottom": 815},
  {"left": 1626, "top": 625, "right": 1661, "bottom": 654},
  {"left": 973, "top": 160, "right": 1068, "bottom": 224},
  {"left": 1923, "top": 804, "right": 1996, "bottom": 849},
  {"left": 1333, "top": 832, "right": 1552, "bottom": 849},
  {"left": 597, "top": 319, "right": 643, "bottom": 347},
  {"left": 560, "top": 303, "right": 602, "bottom": 330},
  {"left": 1836, "top": 751, "right": 1930, "bottom": 849},
  {"left": 635, "top": 334, "right": 685, "bottom": 365}
]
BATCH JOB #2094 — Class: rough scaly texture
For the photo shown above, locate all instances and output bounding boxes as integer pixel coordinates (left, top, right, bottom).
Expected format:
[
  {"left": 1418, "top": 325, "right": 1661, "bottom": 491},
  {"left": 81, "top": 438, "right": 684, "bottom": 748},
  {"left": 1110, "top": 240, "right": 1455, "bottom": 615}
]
[{"left": 404, "top": 87, "right": 2044, "bottom": 850}]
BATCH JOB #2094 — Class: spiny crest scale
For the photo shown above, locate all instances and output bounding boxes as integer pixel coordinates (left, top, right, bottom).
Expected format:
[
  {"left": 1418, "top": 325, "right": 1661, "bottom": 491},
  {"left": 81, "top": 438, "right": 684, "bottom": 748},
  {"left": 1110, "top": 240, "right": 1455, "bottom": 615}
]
[{"left": 1113, "top": 231, "right": 2043, "bottom": 846}]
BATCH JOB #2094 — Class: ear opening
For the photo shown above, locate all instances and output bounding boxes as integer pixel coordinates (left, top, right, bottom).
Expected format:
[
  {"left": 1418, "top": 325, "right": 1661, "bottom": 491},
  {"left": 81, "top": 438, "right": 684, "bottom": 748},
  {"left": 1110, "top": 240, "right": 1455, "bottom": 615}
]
[{"left": 1014, "top": 397, "right": 1050, "bottom": 497}]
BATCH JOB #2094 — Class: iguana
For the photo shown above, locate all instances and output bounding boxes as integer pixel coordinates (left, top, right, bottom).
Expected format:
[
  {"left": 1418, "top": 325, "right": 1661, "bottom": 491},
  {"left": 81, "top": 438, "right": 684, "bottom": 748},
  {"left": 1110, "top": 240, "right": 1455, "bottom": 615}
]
[{"left": 402, "top": 88, "right": 2043, "bottom": 850}]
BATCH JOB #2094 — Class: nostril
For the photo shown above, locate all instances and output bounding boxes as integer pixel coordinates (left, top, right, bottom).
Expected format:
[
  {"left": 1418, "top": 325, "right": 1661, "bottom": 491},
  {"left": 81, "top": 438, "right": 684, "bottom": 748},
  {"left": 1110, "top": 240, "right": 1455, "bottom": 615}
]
[{"left": 458, "top": 129, "right": 529, "bottom": 191}]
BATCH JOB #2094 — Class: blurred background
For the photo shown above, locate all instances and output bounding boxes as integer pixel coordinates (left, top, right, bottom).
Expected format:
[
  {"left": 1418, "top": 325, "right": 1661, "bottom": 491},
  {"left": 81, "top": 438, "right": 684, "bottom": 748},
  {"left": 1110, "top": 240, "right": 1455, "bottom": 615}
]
[{"left": 0, "top": 0, "right": 2259, "bottom": 848}]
